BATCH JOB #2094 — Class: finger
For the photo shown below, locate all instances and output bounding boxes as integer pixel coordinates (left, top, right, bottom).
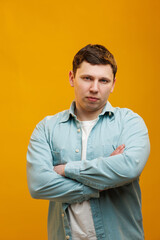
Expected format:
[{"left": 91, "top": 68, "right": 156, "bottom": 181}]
[
  {"left": 117, "top": 144, "right": 125, "bottom": 153},
  {"left": 114, "top": 144, "right": 125, "bottom": 153},
  {"left": 118, "top": 144, "right": 125, "bottom": 150},
  {"left": 110, "top": 144, "right": 125, "bottom": 156},
  {"left": 119, "top": 148, "right": 125, "bottom": 153}
]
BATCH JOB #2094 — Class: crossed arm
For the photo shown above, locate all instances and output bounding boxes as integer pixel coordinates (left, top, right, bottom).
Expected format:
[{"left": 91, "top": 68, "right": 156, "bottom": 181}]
[
  {"left": 54, "top": 112, "right": 150, "bottom": 191},
  {"left": 54, "top": 144, "right": 125, "bottom": 178},
  {"left": 27, "top": 119, "right": 100, "bottom": 204},
  {"left": 27, "top": 112, "right": 150, "bottom": 203}
]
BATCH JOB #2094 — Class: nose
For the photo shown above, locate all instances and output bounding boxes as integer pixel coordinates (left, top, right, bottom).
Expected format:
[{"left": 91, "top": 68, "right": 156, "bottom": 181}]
[{"left": 90, "top": 80, "right": 99, "bottom": 93}]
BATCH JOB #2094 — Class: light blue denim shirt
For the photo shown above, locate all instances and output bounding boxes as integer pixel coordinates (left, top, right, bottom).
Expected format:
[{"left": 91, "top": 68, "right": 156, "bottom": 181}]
[{"left": 27, "top": 101, "right": 150, "bottom": 240}]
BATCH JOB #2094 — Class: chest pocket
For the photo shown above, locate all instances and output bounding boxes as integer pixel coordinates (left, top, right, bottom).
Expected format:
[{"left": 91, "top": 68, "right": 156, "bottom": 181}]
[
  {"left": 103, "top": 144, "right": 116, "bottom": 157},
  {"left": 51, "top": 145, "right": 116, "bottom": 165},
  {"left": 51, "top": 149, "right": 66, "bottom": 166},
  {"left": 89, "top": 144, "right": 116, "bottom": 159}
]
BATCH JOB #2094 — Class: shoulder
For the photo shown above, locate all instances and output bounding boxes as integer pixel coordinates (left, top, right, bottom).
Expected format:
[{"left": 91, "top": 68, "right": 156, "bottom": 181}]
[
  {"left": 114, "top": 106, "right": 143, "bottom": 120},
  {"left": 44, "top": 109, "right": 69, "bottom": 125},
  {"left": 32, "top": 109, "right": 69, "bottom": 136},
  {"left": 113, "top": 106, "right": 148, "bottom": 132}
]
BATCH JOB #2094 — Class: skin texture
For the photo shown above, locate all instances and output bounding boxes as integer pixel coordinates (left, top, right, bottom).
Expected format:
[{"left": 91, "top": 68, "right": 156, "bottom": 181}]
[{"left": 69, "top": 61, "right": 116, "bottom": 121}]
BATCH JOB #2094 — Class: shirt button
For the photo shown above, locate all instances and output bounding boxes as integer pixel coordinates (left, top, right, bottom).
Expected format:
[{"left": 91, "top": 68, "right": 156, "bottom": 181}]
[
  {"left": 75, "top": 149, "right": 79, "bottom": 153},
  {"left": 77, "top": 129, "right": 81, "bottom": 133},
  {"left": 61, "top": 213, "right": 64, "bottom": 217},
  {"left": 66, "top": 236, "right": 70, "bottom": 239}
]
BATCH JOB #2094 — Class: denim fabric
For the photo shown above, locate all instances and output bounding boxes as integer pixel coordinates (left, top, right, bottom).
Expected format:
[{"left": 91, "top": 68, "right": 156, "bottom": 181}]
[{"left": 27, "top": 101, "right": 150, "bottom": 240}]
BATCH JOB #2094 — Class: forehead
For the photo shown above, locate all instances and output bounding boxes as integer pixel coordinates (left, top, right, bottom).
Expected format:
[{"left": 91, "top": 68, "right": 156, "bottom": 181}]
[{"left": 76, "top": 61, "right": 114, "bottom": 79}]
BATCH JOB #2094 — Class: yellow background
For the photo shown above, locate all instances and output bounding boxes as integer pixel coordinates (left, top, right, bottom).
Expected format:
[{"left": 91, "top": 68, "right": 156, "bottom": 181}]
[{"left": 0, "top": 0, "right": 159, "bottom": 239}]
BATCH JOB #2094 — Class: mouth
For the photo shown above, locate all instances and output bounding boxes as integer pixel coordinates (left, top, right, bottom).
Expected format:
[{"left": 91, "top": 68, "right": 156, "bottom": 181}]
[{"left": 86, "top": 96, "right": 100, "bottom": 102}]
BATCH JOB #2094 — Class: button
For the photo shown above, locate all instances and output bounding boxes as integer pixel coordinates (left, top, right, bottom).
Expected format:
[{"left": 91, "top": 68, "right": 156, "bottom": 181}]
[
  {"left": 62, "top": 213, "right": 64, "bottom": 217},
  {"left": 66, "top": 236, "right": 70, "bottom": 239},
  {"left": 75, "top": 149, "right": 79, "bottom": 153},
  {"left": 77, "top": 129, "right": 81, "bottom": 133}
]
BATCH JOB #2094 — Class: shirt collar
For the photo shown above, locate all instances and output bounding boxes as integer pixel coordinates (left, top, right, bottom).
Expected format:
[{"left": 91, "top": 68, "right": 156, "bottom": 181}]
[
  {"left": 59, "top": 101, "right": 115, "bottom": 123},
  {"left": 99, "top": 101, "right": 115, "bottom": 117},
  {"left": 59, "top": 102, "right": 76, "bottom": 123}
]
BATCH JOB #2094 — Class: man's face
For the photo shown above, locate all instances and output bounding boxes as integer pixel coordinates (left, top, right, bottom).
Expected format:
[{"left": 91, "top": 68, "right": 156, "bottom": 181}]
[{"left": 69, "top": 61, "right": 116, "bottom": 118}]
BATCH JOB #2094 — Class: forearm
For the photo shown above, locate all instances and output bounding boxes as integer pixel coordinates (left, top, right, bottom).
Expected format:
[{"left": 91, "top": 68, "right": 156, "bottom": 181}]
[
  {"left": 27, "top": 161, "right": 99, "bottom": 203},
  {"left": 64, "top": 115, "right": 150, "bottom": 190},
  {"left": 55, "top": 144, "right": 126, "bottom": 190},
  {"left": 27, "top": 120, "right": 99, "bottom": 204},
  {"left": 65, "top": 148, "right": 149, "bottom": 190}
]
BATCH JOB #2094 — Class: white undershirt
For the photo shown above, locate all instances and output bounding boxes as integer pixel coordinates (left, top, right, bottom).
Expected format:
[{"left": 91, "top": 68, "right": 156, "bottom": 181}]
[{"left": 68, "top": 118, "right": 98, "bottom": 240}]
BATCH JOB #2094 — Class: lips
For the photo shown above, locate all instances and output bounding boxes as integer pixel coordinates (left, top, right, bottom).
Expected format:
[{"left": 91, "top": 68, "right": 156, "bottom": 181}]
[{"left": 87, "top": 96, "right": 99, "bottom": 102}]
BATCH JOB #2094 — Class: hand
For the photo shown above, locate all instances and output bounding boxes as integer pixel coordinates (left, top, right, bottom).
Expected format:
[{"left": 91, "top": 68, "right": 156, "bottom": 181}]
[
  {"left": 54, "top": 164, "right": 66, "bottom": 176},
  {"left": 110, "top": 144, "right": 125, "bottom": 156}
]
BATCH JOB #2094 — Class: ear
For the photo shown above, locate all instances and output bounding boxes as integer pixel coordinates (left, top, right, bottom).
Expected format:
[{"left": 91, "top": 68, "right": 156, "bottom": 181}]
[
  {"left": 69, "top": 71, "right": 75, "bottom": 87},
  {"left": 111, "top": 77, "right": 116, "bottom": 93}
]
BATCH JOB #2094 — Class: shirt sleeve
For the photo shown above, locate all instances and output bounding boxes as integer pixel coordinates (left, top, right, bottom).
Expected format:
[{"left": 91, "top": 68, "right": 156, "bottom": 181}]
[
  {"left": 27, "top": 118, "right": 99, "bottom": 203},
  {"left": 65, "top": 110, "right": 150, "bottom": 190}
]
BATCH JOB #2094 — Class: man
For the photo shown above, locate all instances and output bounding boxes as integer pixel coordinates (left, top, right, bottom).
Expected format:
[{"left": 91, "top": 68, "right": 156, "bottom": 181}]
[{"left": 27, "top": 44, "right": 150, "bottom": 240}]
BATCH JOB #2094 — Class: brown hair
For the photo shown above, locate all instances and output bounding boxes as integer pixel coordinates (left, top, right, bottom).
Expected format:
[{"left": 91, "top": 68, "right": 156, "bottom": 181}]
[{"left": 72, "top": 44, "right": 117, "bottom": 78}]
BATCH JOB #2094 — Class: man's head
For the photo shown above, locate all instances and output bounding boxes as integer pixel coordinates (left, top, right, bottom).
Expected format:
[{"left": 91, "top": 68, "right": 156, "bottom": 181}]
[
  {"left": 72, "top": 44, "right": 117, "bottom": 79},
  {"left": 69, "top": 44, "right": 117, "bottom": 120}
]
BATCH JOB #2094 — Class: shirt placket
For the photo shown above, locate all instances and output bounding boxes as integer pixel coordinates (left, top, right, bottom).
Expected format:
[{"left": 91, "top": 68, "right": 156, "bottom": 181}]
[{"left": 87, "top": 122, "right": 106, "bottom": 240}]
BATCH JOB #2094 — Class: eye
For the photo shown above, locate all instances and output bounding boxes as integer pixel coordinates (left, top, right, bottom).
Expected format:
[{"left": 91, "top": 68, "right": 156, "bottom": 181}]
[
  {"left": 83, "top": 76, "right": 91, "bottom": 80},
  {"left": 100, "top": 79, "right": 109, "bottom": 83}
]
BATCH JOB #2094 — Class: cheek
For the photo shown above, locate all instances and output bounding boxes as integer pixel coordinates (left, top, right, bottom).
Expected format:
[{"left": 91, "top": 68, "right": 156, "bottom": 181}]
[
  {"left": 75, "top": 86, "right": 85, "bottom": 98},
  {"left": 77, "top": 84, "right": 88, "bottom": 94},
  {"left": 101, "top": 89, "right": 110, "bottom": 97}
]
